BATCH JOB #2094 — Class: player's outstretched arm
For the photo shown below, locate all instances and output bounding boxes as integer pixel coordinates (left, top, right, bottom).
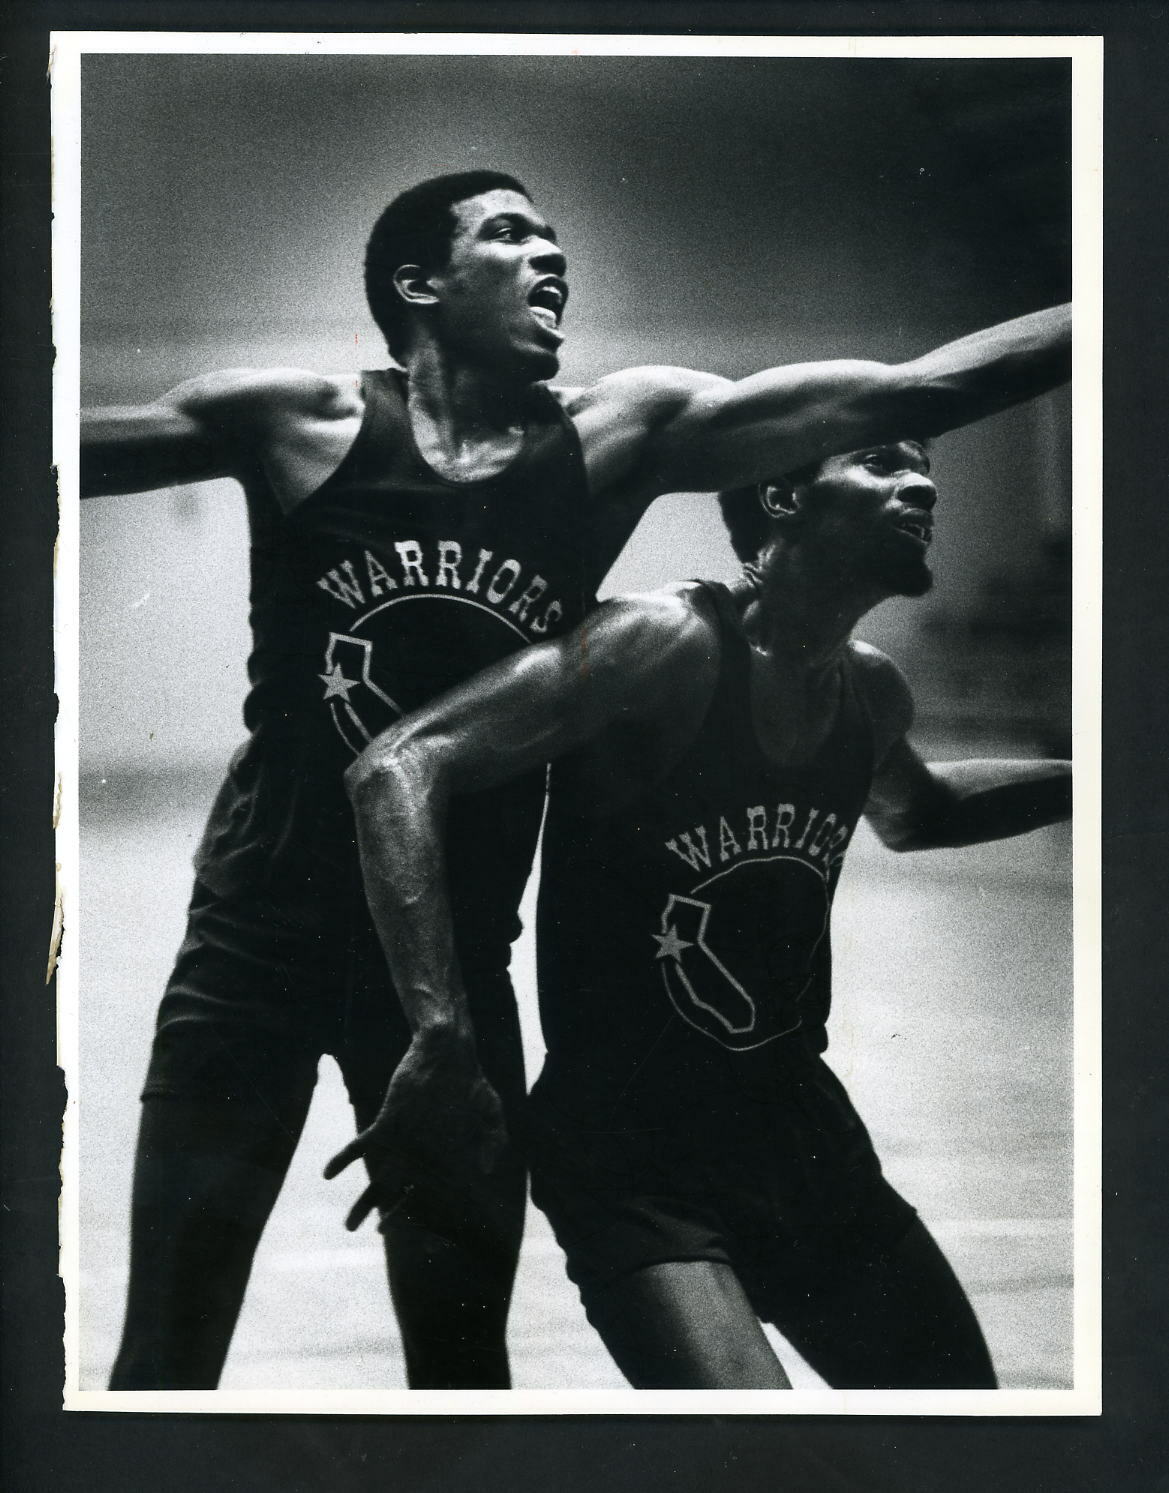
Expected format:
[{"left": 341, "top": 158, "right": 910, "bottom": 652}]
[
  {"left": 324, "top": 591, "right": 708, "bottom": 1230},
  {"left": 79, "top": 366, "right": 350, "bottom": 498},
  {"left": 82, "top": 397, "right": 227, "bottom": 497},
  {"left": 635, "top": 304, "right": 1071, "bottom": 494},
  {"left": 856, "top": 646, "right": 1071, "bottom": 852}
]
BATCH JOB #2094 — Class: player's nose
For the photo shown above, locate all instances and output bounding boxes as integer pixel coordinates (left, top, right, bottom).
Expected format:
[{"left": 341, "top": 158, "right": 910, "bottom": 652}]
[
  {"left": 898, "top": 477, "right": 937, "bottom": 511},
  {"left": 530, "top": 242, "right": 567, "bottom": 278}
]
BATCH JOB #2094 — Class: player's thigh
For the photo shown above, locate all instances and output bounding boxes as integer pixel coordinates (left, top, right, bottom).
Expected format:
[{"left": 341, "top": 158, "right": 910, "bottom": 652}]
[
  {"left": 584, "top": 1260, "right": 791, "bottom": 1390},
  {"left": 770, "top": 1215, "right": 997, "bottom": 1389},
  {"left": 143, "top": 878, "right": 334, "bottom": 1105},
  {"left": 129, "top": 1050, "right": 320, "bottom": 1230},
  {"left": 135, "top": 880, "right": 333, "bottom": 1224}
]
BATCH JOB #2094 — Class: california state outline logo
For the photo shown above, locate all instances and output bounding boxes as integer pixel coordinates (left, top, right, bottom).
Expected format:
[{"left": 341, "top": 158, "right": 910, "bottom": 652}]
[
  {"left": 318, "top": 596, "right": 531, "bottom": 756},
  {"left": 314, "top": 541, "right": 563, "bottom": 755},
  {"left": 653, "top": 854, "right": 832, "bottom": 1050}
]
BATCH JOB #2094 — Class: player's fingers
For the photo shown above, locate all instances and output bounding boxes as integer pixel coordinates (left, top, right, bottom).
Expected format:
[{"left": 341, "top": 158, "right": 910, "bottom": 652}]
[
  {"left": 345, "top": 1180, "right": 414, "bottom": 1233},
  {"left": 323, "top": 1138, "right": 366, "bottom": 1180},
  {"left": 344, "top": 1184, "right": 380, "bottom": 1232}
]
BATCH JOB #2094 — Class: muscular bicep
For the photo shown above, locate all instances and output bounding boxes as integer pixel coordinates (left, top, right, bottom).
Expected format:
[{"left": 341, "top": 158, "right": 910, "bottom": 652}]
[
  {"left": 852, "top": 644, "right": 947, "bottom": 849},
  {"left": 345, "top": 593, "right": 705, "bottom": 810},
  {"left": 79, "top": 366, "right": 342, "bottom": 498},
  {"left": 649, "top": 360, "right": 908, "bottom": 492}
]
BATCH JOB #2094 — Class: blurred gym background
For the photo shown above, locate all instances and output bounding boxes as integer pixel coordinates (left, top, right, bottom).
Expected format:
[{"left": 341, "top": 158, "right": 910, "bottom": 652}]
[{"left": 76, "top": 51, "right": 1075, "bottom": 1392}]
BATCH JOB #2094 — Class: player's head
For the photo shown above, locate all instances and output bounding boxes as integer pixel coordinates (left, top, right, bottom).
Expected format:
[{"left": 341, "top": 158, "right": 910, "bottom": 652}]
[
  {"left": 365, "top": 171, "right": 568, "bottom": 377},
  {"left": 719, "top": 439, "right": 937, "bottom": 598}
]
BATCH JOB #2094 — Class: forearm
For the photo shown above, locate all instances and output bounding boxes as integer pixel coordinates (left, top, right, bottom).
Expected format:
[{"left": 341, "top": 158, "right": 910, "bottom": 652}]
[
  {"left": 348, "top": 748, "right": 478, "bottom": 1052},
  {"left": 893, "top": 304, "right": 1072, "bottom": 437},
  {"left": 880, "top": 759, "right": 1072, "bottom": 850},
  {"left": 80, "top": 406, "right": 230, "bottom": 497}
]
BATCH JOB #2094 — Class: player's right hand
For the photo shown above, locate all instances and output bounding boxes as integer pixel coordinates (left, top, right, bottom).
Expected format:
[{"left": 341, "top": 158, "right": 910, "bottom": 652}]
[{"left": 322, "top": 1032, "right": 510, "bottom": 1237}]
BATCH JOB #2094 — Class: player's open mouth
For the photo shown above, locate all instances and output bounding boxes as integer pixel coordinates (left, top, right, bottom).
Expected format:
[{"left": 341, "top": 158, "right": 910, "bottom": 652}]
[
  {"left": 894, "top": 513, "right": 933, "bottom": 547},
  {"left": 528, "top": 278, "right": 567, "bottom": 330}
]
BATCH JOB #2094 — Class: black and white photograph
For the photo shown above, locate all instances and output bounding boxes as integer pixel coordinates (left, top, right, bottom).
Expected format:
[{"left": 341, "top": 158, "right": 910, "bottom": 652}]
[{"left": 52, "top": 32, "right": 1099, "bottom": 1413}]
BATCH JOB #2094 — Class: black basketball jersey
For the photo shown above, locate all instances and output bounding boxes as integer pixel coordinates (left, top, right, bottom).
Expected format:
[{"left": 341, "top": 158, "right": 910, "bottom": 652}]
[
  {"left": 533, "top": 582, "right": 877, "bottom": 1126},
  {"left": 195, "top": 369, "right": 594, "bottom": 974}
]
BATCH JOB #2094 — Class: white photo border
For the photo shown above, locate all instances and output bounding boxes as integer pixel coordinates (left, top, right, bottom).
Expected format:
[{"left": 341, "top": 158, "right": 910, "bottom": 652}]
[{"left": 51, "top": 28, "right": 1103, "bottom": 1418}]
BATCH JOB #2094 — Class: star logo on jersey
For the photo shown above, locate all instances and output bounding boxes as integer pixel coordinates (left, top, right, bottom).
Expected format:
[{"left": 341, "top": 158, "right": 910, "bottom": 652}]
[
  {"left": 652, "top": 923, "right": 694, "bottom": 962},
  {"left": 319, "top": 662, "right": 359, "bottom": 702},
  {"left": 319, "top": 633, "right": 403, "bottom": 755}
]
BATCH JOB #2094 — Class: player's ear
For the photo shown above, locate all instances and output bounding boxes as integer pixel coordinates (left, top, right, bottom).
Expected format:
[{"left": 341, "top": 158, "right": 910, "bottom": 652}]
[
  {"left": 758, "top": 479, "right": 800, "bottom": 523},
  {"left": 392, "top": 264, "right": 439, "bottom": 308}
]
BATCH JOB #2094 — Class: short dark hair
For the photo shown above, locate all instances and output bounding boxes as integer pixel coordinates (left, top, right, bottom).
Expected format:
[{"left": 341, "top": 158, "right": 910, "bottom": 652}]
[
  {"left": 718, "top": 460, "right": 821, "bottom": 563},
  {"left": 364, "top": 171, "right": 530, "bottom": 358}
]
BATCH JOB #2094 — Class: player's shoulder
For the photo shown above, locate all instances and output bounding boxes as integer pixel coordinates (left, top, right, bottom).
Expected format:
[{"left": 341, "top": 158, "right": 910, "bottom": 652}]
[
  {"left": 581, "top": 582, "right": 720, "bottom": 683},
  {"left": 554, "top": 365, "right": 729, "bottom": 423},
  {"left": 595, "top": 579, "right": 717, "bottom": 631},
  {"left": 847, "top": 640, "right": 914, "bottom": 738},
  {"left": 161, "top": 367, "right": 363, "bottom": 423}
]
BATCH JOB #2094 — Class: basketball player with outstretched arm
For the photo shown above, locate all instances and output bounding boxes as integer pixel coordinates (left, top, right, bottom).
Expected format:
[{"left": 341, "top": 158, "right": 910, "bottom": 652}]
[
  {"left": 336, "top": 436, "right": 1071, "bottom": 1388},
  {"left": 82, "top": 169, "right": 1070, "bottom": 1390}
]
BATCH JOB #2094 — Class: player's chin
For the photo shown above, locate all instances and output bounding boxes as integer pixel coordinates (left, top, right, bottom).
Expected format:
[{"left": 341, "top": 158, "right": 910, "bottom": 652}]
[
  {"left": 524, "top": 342, "right": 561, "bottom": 381},
  {"left": 897, "top": 565, "right": 934, "bottom": 598},
  {"left": 879, "top": 552, "right": 933, "bottom": 597}
]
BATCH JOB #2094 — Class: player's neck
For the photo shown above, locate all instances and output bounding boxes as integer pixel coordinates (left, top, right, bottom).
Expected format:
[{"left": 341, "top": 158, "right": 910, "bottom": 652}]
[
  {"left": 734, "top": 551, "right": 884, "bottom": 672},
  {"left": 402, "top": 341, "right": 534, "bottom": 441}
]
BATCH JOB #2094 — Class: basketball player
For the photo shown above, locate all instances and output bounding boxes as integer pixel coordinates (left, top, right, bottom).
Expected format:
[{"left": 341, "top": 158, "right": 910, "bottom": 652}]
[
  {"left": 82, "top": 169, "right": 1070, "bottom": 1390},
  {"left": 335, "top": 436, "right": 1071, "bottom": 1388}
]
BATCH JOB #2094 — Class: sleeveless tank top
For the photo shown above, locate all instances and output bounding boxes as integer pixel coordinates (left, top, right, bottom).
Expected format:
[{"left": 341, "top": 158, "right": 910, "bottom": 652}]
[
  {"left": 533, "top": 582, "right": 876, "bottom": 1126},
  {"left": 194, "top": 369, "right": 593, "bottom": 975}
]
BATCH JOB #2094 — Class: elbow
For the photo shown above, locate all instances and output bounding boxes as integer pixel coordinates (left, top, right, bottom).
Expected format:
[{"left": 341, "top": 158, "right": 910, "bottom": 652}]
[
  {"left": 869, "top": 811, "right": 942, "bottom": 854},
  {"left": 344, "top": 730, "right": 411, "bottom": 810},
  {"left": 877, "top": 825, "right": 929, "bottom": 853},
  {"left": 343, "top": 724, "right": 450, "bottom": 830}
]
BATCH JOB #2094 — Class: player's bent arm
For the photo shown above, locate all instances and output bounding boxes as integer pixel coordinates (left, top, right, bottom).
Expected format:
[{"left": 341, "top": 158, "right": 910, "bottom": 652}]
[
  {"left": 79, "top": 366, "right": 346, "bottom": 497},
  {"left": 322, "top": 594, "right": 710, "bottom": 1211},
  {"left": 854, "top": 643, "right": 1071, "bottom": 850},
  {"left": 344, "top": 591, "right": 711, "bottom": 1048},
  {"left": 865, "top": 738, "right": 1072, "bottom": 852},
  {"left": 641, "top": 304, "right": 1072, "bottom": 493}
]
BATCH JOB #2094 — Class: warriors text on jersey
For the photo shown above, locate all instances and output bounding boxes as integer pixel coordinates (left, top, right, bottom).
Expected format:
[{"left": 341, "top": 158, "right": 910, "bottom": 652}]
[
  {"left": 194, "top": 369, "right": 594, "bottom": 975},
  {"left": 534, "top": 582, "right": 877, "bottom": 1124}
]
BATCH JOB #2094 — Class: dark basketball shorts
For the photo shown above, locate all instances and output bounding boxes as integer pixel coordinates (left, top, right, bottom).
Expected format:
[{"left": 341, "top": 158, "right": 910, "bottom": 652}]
[
  {"left": 141, "top": 877, "right": 525, "bottom": 1128},
  {"left": 526, "top": 1056, "right": 918, "bottom": 1321}
]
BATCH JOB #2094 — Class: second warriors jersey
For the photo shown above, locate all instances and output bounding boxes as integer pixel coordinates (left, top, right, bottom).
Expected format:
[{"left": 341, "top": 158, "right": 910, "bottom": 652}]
[{"left": 535, "top": 583, "right": 878, "bottom": 1125}]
